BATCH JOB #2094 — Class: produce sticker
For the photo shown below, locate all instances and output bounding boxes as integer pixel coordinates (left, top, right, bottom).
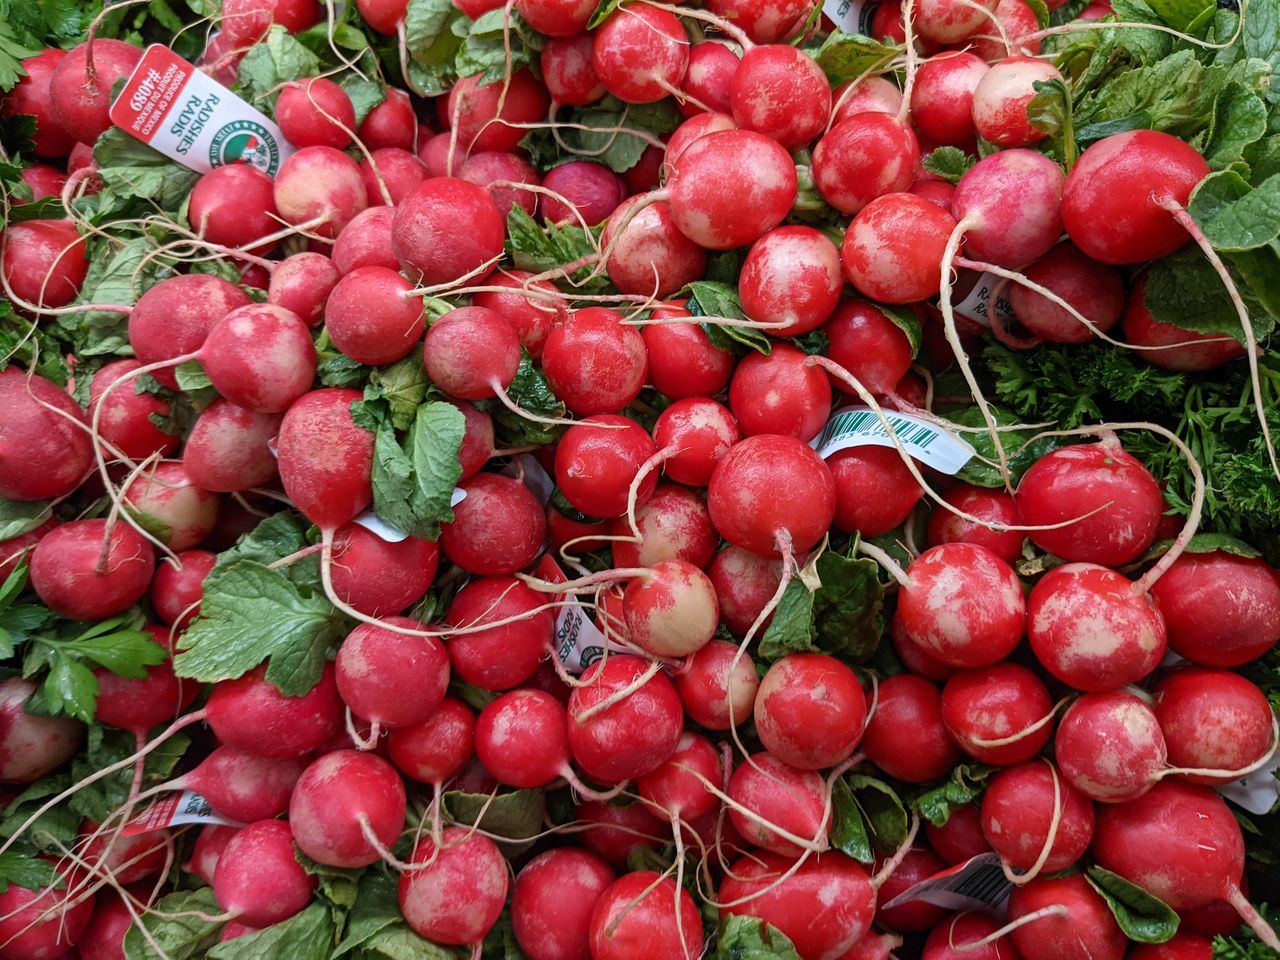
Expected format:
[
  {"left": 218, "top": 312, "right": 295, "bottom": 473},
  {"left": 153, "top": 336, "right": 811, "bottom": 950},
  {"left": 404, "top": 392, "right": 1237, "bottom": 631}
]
[{"left": 813, "top": 405, "right": 976, "bottom": 475}]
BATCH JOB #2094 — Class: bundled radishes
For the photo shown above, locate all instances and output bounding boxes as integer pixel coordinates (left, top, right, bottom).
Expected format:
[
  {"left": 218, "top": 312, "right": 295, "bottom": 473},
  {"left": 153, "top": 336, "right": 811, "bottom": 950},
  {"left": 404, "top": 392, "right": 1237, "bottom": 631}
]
[{"left": 0, "top": 0, "right": 1278, "bottom": 957}]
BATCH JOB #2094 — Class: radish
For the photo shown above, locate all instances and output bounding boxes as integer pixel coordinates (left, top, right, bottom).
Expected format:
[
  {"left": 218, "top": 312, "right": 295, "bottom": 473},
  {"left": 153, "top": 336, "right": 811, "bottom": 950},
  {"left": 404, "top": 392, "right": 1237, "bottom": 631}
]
[
  {"left": 611, "top": 484, "right": 717, "bottom": 569},
  {"left": 1015, "top": 440, "right": 1163, "bottom": 565},
  {"left": 592, "top": 4, "right": 689, "bottom": 104},
  {"left": 182, "top": 400, "right": 282, "bottom": 493},
  {"left": 706, "top": 546, "right": 783, "bottom": 637},
  {"left": 892, "top": 613, "right": 958, "bottom": 682},
  {"left": 2, "top": 218, "right": 89, "bottom": 308},
  {"left": 445, "top": 576, "right": 553, "bottom": 690},
  {"left": 222, "top": 0, "right": 322, "bottom": 42},
  {"left": 0, "top": 677, "right": 83, "bottom": 782},
  {"left": 649, "top": 397, "right": 740, "bottom": 487},
  {"left": 861, "top": 674, "right": 962, "bottom": 783},
  {"left": 556, "top": 415, "right": 658, "bottom": 519},
  {"left": 288, "top": 749, "right": 407, "bottom": 867},
  {"left": 1152, "top": 667, "right": 1276, "bottom": 785},
  {"left": 667, "top": 111, "right": 738, "bottom": 165},
  {"left": 1128, "top": 934, "right": 1214, "bottom": 959},
  {"left": 30, "top": 519, "right": 155, "bottom": 620},
  {"left": 186, "top": 303, "right": 318, "bottom": 413},
  {"left": 542, "top": 308, "right": 649, "bottom": 416},
  {"left": 673, "top": 637, "right": 761, "bottom": 729},
  {"left": 622, "top": 558, "right": 719, "bottom": 657},
  {"left": 0, "top": 863, "right": 94, "bottom": 960},
  {"left": 970, "top": 0, "right": 1043, "bottom": 59},
  {"left": 917, "top": 0, "right": 998, "bottom": 41},
  {"left": 515, "top": 0, "right": 594, "bottom": 35},
  {"left": 941, "top": 662, "right": 1054, "bottom": 766},
  {"left": 122, "top": 462, "right": 219, "bottom": 552},
  {"left": 754, "top": 653, "right": 867, "bottom": 770},
  {"left": 727, "top": 751, "right": 830, "bottom": 855},
  {"left": 601, "top": 199, "right": 709, "bottom": 298},
  {"left": 875, "top": 846, "right": 948, "bottom": 932},
  {"left": 1054, "top": 690, "right": 1166, "bottom": 802},
  {"left": 88, "top": 359, "right": 179, "bottom": 460},
  {"left": 739, "top": 226, "right": 843, "bottom": 335},
  {"left": 473, "top": 688, "right": 592, "bottom": 790},
  {"left": 829, "top": 447, "right": 925, "bottom": 537},
  {"left": 729, "top": 343, "right": 832, "bottom": 442},
  {"left": 589, "top": 870, "right": 703, "bottom": 960},
  {"left": 94, "top": 627, "right": 196, "bottom": 735},
  {"left": 276, "top": 387, "right": 375, "bottom": 533},
  {"left": 541, "top": 161, "right": 628, "bottom": 225},
  {"left": 446, "top": 70, "right": 549, "bottom": 154},
  {"left": 127, "top": 274, "right": 250, "bottom": 388},
  {"left": 0, "top": 371, "right": 92, "bottom": 500},
  {"left": 541, "top": 32, "right": 607, "bottom": 106},
  {"left": 575, "top": 799, "right": 666, "bottom": 866},
  {"left": 512, "top": 848, "right": 615, "bottom": 960},
  {"left": 327, "top": 522, "right": 439, "bottom": 617},
  {"left": 981, "top": 760, "right": 1096, "bottom": 875},
  {"left": 358, "top": 88, "right": 416, "bottom": 150},
  {"left": 812, "top": 113, "right": 920, "bottom": 215},
  {"left": 730, "top": 45, "right": 830, "bottom": 149},
  {"left": 386, "top": 696, "right": 475, "bottom": 786},
  {"left": 77, "top": 820, "right": 169, "bottom": 885},
  {"left": 214, "top": 819, "right": 317, "bottom": 927},
  {"left": 354, "top": 0, "right": 407, "bottom": 33},
  {"left": 422, "top": 305, "right": 528, "bottom": 409},
  {"left": 79, "top": 891, "right": 137, "bottom": 960},
  {"left": 333, "top": 207, "right": 398, "bottom": 275},
  {"left": 1005, "top": 874, "right": 1126, "bottom": 960},
  {"left": 680, "top": 41, "right": 739, "bottom": 115},
  {"left": 440, "top": 473, "right": 546, "bottom": 575},
  {"left": 165, "top": 746, "right": 307, "bottom": 822},
  {"left": 471, "top": 270, "right": 563, "bottom": 359},
  {"left": 399, "top": 826, "right": 508, "bottom": 945},
  {"left": 842, "top": 193, "right": 959, "bottom": 303},
  {"left": 951, "top": 149, "right": 1065, "bottom": 267},
  {"left": 17, "top": 162, "right": 65, "bottom": 200},
  {"left": 705, "top": 0, "right": 810, "bottom": 42},
  {"left": 454, "top": 402, "right": 496, "bottom": 479},
  {"left": 925, "top": 486, "right": 1021, "bottom": 564},
  {"left": 1007, "top": 242, "right": 1126, "bottom": 344},
  {"left": 566, "top": 654, "right": 684, "bottom": 782},
  {"left": 460, "top": 151, "right": 541, "bottom": 219},
  {"left": 720, "top": 851, "right": 876, "bottom": 959},
  {"left": 1122, "top": 278, "right": 1246, "bottom": 370},
  {"left": 822, "top": 300, "right": 915, "bottom": 397},
  {"left": 273, "top": 146, "right": 368, "bottom": 239},
  {"left": 3, "top": 50, "right": 75, "bottom": 158},
  {"left": 925, "top": 804, "right": 991, "bottom": 864},
  {"left": 1150, "top": 550, "right": 1280, "bottom": 666},
  {"left": 922, "top": 911, "right": 1019, "bottom": 959},
  {"left": 910, "top": 53, "right": 989, "bottom": 147},
  {"left": 0, "top": 518, "right": 57, "bottom": 583},
  {"left": 636, "top": 730, "right": 720, "bottom": 825},
  {"left": 336, "top": 616, "right": 449, "bottom": 737},
  {"left": 971, "top": 57, "right": 1061, "bottom": 147},
  {"left": 205, "top": 663, "right": 343, "bottom": 759},
  {"left": 189, "top": 165, "right": 280, "bottom": 251},
  {"left": 833, "top": 75, "right": 904, "bottom": 124},
  {"left": 276, "top": 77, "right": 355, "bottom": 150},
  {"left": 49, "top": 39, "right": 142, "bottom": 142},
  {"left": 1028, "top": 563, "right": 1167, "bottom": 691}
]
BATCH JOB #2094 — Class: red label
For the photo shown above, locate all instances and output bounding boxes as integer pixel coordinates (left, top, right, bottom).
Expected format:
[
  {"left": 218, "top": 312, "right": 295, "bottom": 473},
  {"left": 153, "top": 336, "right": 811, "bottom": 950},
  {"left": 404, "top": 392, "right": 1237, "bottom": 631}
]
[
  {"left": 108, "top": 44, "right": 193, "bottom": 144},
  {"left": 122, "top": 792, "right": 183, "bottom": 836}
]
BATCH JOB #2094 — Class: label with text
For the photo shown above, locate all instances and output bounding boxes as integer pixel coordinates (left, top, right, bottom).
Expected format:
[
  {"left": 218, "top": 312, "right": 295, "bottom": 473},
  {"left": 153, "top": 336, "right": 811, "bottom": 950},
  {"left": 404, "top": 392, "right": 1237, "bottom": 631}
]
[
  {"left": 123, "top": 790, "right": 243, "bottom": 836},
  {"left": 813, "top": 405, "right": 975, "bottom": 475},
  {"left": 954, "top": 273, "right": 1017, "bottom": 330},
  {"left": 536, "top": 554, "right": 611, "bottom": 675},
  {"left": 822, "top": 0, "right": 883, "bottom": 34}
]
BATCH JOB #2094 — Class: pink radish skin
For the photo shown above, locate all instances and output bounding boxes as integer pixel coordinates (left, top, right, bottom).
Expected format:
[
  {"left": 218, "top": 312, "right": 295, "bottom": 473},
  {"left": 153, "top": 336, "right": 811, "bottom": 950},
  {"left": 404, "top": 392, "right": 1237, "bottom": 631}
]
[
  {"left": 927, "top": 485, "right": 1023, "bottom": 564},
  {"left": 474, "top": 689, "right": 574, "bottom": 788},
  {"left": 601, "top": 197, "right": 709, "bottom": 298},
  {"left": 622, "top": 559, "right": 720, "bottom": 658},
  {"left": 651, "top": 398, "right": 740, "bottom": 486},
  {"left": 1028, "top": 563, "right": 1167, "bottom": 691},
  {"left": 925, "top": 805, "right": 991, "bottom": 865},
  {"left": 79, "top": 891, "right": 137, "bottom": 960},
  {"left": 1128, "top": 934, "right": 1214, "bottom": 960},
  {"left": 1122, "top": 278, "right": 1246, "bottom": 370},
  {"left": 336, "top": 616, "right": 449, "bottom": 730},
  {"left": 541, "top": 33, "right": 606, "bottom": 106},
  {"left": 952, "top": 149, "right": 1065, "bottom": 267},
  {"left": 668, "top": 129, "right": 798, "bottom": 250},
  {"left": 128, "top": 275, "right": 250, "bottom": 388},
  {"left": 187, "top": 825, "right": 237, "bottom": 884},
  {"left": 273, "top": 146, "right": 367, "bottom": 239},
  {"left": 182, "top": 400, "right": 282, "bottom": 493},
  {"left": 30, "top": 520, "right": 155, "bottom": 620},
  {"left": 861, "top": 674, "right": 962, "bottom": 783},
  {"left": 440, "top": 473, "right": 546, "bottom": 575},
  {"left": 730, "top": 45, "right": 831, "bottom": 150},
  {"left": 972, "top": 57, "right": 1062, "bottom": 147},
  {"left": 358, "top": 88, "right": 416, "bottom": 149},
  {"left": 1153, "top": 668, "right": 1275, "bottom": 785},
  {"left": 829, "top": 447, "right": 925, "bottom": 537},
  {"left": 833, "top": 75, "right": 904, "bottom": 124},
  {"left": 515, "top": 0, "right": 594, "bottom": 36},
  {"left": 916, "top": 0, "right": 998, "bottom": 42},
  {"left": 386, "top": 696, "right": 475, "bottom": 784},
  {"left": 541, "top": 161, "right": 628, "bottom": 225},
  {"left": 589, "top": 870, "right": 703, "bottom": 960},
  {"left": 942, "top": 662, "right": 1053, "bottom": 765},
  {"left": 727, "top": 751, "right": 830, "bottom": 855},
  {"left": 77, "top": 824, "right": 166, "bottom": 886},
  {"left": 89, "top": 359, "right": 179, "bottom": 460},
  {"left": 843, "top": 192, "right": 959, "bottom": 303},
  {"left": 592, "top": 4, "right": 689, "bottom": 104},
  {"left": 1008, "top": 242, "right": 1126, "bottom": 344},
  {"left": 94, "top": 627, "right": 196, "bottom": 733},
  {"left": 673, "top": 638, "right": 761, "bottom": 729},
  {"left": 205, "top": 664, "right": 343, "bottom": 759},
  {"left": 0, "top": 677, "right": 83, "bottom": 783},
  {"left": 641, "top": 305, "right": 735, "bottom": 400},
  {"left": 328, "top": 523, "right": 439, "bottom": 617},
  {"left": 399, "top": 826, "right": 509, "bottom": 945},
  {"left": 423, "top": 306, "right": 521, "bottom": 401},
  {"left": 1015, "top": 441, "right": 1164, "bottom": 566},
  {"left": 189, "top": 165, "right": 280, "bottom": 251},
  {"left": 512, "top": 848, "right": 614, "bottom": 960},
  {"left": 222, "top": 0, "right": 322, "bottom": 43},
  {"left": 277, "top": 388, "right": 375, "bottom": 531},
  {"left": 667, "top": 112, "right": 738, "bottom": 166},
  {"left": 543, "top": 308, "right": 649, "bottom": 416},
  {"left": 197, "top": 303, "right": 316, "bottom": 413},
  {"left": 122, "top": 462, "right": 219, "bottom": 552},
  {"left": 445, "top": 577, "right": 553, "bottom": 690},
  {"left": 1007, "top": 874, "right": 1126, "bottom": 960},
  {"left": 392, "top": 177, "right": 505, "bottom": 285},
  {"left": 729, "top": 344, "right": 832, "bottom": 442},
  {"left": 923, "top": 911, "right": 1020, "bottom": 959},
  {"left": 755, "top": 653, "right": 866, "bottom": 770},
  {"left": 453, "top": 401, "right": 496, "bottom": 479},
  {"left": 739, "top": 226, "right": 843, "bottom": 335},
  {"left": 637, "top": 731, "right": 720, "bottom": 822},
  {"left": 151, "top": 550, "right": 215, "bottom": 628},
  {"left": 289, "top": 749, "right": 407, "bottom": 868},
  {"left": 1, "top": 218, "right": 88, "bottom": 309},
  {"left": 49, "top": 40, "right": 142, "bottom": 142},
  {"left": 813, "top": 113, "right": 920, "bottom": 216},
  {"left": 612, "top": 484, "right": 717, "bottom": 569},
  {"left": 471, "top": 270, "right": 564, "bottom": 359},
  {"left": 1150, "top": 550, "right": 1280, "bottom": 666},
  {"left": 910, "top": 53, "right": 990, "bottom": 146},
  {"left": 891, "top": 610, "right": 957, "bottom": 682},
  {"left": 3, "top": 50, "right": 75, "bottom": 157},
  {"left": 705, "top": 0, "right": 811, "bottom": 42},
  {"left": 276, "top": 77, "right": 354, "bottom": 149},
  {"left": 0, "top": 371, "right": 92, "bottom": 500},
  {"left": 981, "top": 761, "right": 1096, "bottom": 872},
  {"left": 214, "top": 819, "right": 317, "bottom": 927},
  {"left": 267, "top": 252, "right": 340, "bottom": 325},
  {"left": 175, "top": 747, "right": 308, "bottom": 822},
  {"left": 823, "top": 299, "right": 915, "bottom": 396},
  {"left": 460, "top": 151, "right": 540, "bottom": 219},
  {"left": 1055, "top": 690, "right": 1166, "bottom": 803},
  {"left": 567, "top": 655, "right": 684, "bottom": 783},
  {"left": 556, "top": 415, "right": 658, "bottom": 519},
  {"left": 970, "top": 0, "right": 1043, "bottom": 59},
  {"left": 576, "top": 799, "right": 666, "bottom": 866},
  {"left": 720, "top": 851, "right": 876, "bottom": 960},
  {"left": 0, "top": 864, "right": 93, "bottom": 960},
  {"left": 707, "top": 548, "right": 783, "bottom": 637},
  {"left": 332, "top": 207, "right": 398, "bottom": 274},
  {"left": 680, "top": 42, "right": 739, "bottom": 116},
  {"left": 445, "top": 71, "right": 549, "bottom": 154}
]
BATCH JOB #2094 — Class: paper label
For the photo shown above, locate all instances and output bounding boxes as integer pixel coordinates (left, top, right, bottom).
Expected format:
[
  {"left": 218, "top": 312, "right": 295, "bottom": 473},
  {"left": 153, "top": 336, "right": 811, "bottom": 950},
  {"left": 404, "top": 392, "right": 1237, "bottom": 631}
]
[
  {"left": 352, "top": 489, "right": 467, "bottom": 543},
  {"left": 812, "top": 405, "right": 975, "bottom": 475},
  {"left": 109, "top": 44, "right": 293, "bottom": 176},
  {"left": 953, "top": 273, "right": 1016, "bottom": 330},
  {"left": 536, "top": 554, "right": 611, "bottom": 674},
  {"left": 823, "top": 0, "right": 882, "bottom": 34},
  {"left": 1216, "top": 740, "right": 1280, "bottom": 815},
  {"left": 882, "top": 852, "right": 1012, "bottom": 914},
  {"left": 123, "top": 790, "right": 243, "bottom": 836}
]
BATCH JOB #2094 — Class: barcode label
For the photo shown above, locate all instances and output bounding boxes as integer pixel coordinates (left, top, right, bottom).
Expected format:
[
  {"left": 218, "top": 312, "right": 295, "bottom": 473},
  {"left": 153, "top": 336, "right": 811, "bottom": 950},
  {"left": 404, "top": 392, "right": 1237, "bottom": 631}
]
[
  {"left": 812, "top": 406, "right": 975, "bottom": 475},
  {"left": 123, "top": 790, "right": 243, "bottom": 836},
  {"left": 882, "top": 852, "right": 1011, "bottom": 914},
  {"left": 1217, "top": 738, "right": 1280, "bottom": 815},
  {"left": 953, "top": 273, "right": 1016, "bottom": 330},
  {"left": 822, "top": 0, "right": 882, "bottom": 34},
  {"left": 536, "top": 555, "right": 610, "bottom": 675}
]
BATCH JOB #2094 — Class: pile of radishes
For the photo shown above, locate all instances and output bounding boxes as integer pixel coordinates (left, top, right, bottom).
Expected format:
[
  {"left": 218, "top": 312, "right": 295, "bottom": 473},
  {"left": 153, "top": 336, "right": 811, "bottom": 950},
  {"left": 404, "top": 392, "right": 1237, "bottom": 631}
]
[{"left": 0, "top": 0, "right": 1278, "bottom": 956}]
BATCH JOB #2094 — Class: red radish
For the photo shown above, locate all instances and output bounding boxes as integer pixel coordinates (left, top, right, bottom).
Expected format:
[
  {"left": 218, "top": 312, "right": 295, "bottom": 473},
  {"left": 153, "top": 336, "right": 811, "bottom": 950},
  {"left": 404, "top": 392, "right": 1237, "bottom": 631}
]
[
  {"left": 512, "top": 851, "right": 614, "bottom": 960},
  {"left": 1055, "top": 690, "right": 1166, "bottom": 802},
  {"left": 542, "top": 308, "right": 649, "bottom": 415},
  {"left": 611, "top": 484, "right": 717, "bottom": 569},
  {"left": 636, "top": 731, "right": 720, "bottom": 823},
  {"left": 576, "top": 799, "right": 666, "bottom": 866},
  {"left": 895, "top": 543, "right": 1026, "bottom": 669},
  {"left": 1, "top": 218, "right": 88, "bottom": 308},
  {"left": 214, "top": 819, "right": 317, "bottom": 927},
  {"left": 276, "top": 77, "right": 355, "bottom": 149},
  {"left": 358, "top": 88, "right": 416, "bottom": 150},
  {"left": 94, "top": 627, "right": 195, "bottom": 734},
  {"left": 460, "top": 151, "right": 540, "bottom": 219},
  {"left": 874, "top": 846, "right": 949, "bottom": 931},
  {"left": 822, "top": 299, "right": 915, "bottom": 397},
  {"left": 910, "top": 53, "right": 989, "bottom": 146},
  {"left": 18, "top": 163, "right": 67, "bottom": 201},
  {"left": 189, "top": 165, "right": 280, "bottom": 250},
  {"left": 622, "top": 559, "right": 719, "bottom": 657},
  {"left": 673, "top": 638, "right": 761, "bottom": 729},
  {"left": 981, "top": 761, "right": 1095, "bottom": 873},
  {"left": 446, "top": 71, "right": 549, "bottom": 154},
  {"left": 152, "top": 551, "right": 214, "bottom": 627},
  {"left": 1016, "top": 441, "right": 1164, "bottom": 565},
  {"left": 972, "top": 57, "right": 1061, "bottom": 147},
  {"left": 942, "top": 662, "right": 1054, "bottom": 765},
  {"left": 333, "top": 207, "right": 397, "bottom": 275},
  {"left": 273, "top": 146, "right": 368, "bottom": 239},
  {"left": 1149, "top": 550, "right": 1280, "bottom": 666},
  {"left": 515, "top": 0, "right": 594, "bottom": 35},
  {"left": 474, "top": 689, "right": 581, "bottom": 789},
  {"left": 739, "top": 226, "right": 843, "bottom": 335},
  {"left": 0, "top": 863, "right": 93, "bottom": 960},
  {"left": 445, "top": 576, "right": 553, "bottom": 690},
  {"left": 3, "top": 51, "right": 75, "bottom": 157},
  {"left": 728, "top": 343, "right": 832, "bottom": 442},
  {"left": 182, "top": 400, "right": 282, "bottom": 493},
  {"left": 1029, "top": 563, "right": 1167, "bottom": 691},
  {"left": 680, "top": 41, "right": 740, "bottom": 115},
  {"left": 667, "top": 112, "right": 738, "bottom": 166},
  {"left": 705, "top": 0, "right": 810, "bottom": 42},
  {"left": 861, "top": 674, "right": 962, "bottom": 782},
  {"left": 48, "top": 39, "right": 142, "bottom": 142},
  {"left": 843, "top": 192, "right": 959, "bottom": 303},
  {"left": 88, "top": 359, "right": 179, "bottom": 460},
  {"left": 720, "top": 851, "right": 876, "bottom": 958},
  {"left": 328, "top": 523, "right": 439, "bottom": 617},
  {"left": 667, "top": 129, "right": 797, "bottom": 250},
  {"left": 592, "top": 4, "right": 689, "bottom": 104},
  {"left": 122, "top": 461, "right": 219, "bottom": 552},
  {"left": 625, "top": 143, "right": 666, "bottom": 192},
  {"left": 471, "top": 270, "right": 563, "bottom": 358},
  {"left": 1007, "top": 242, "right": 1125, "bottom": 344},
  {"left": 453, "top": 402, "right": 496, "bottom": 479},
  {"left": 925, "top": 804, "right": 991, "bottom": 864},
  {"left": 541, "top": 161, "right": 628, "bottom": 225},
  {"left": 601, "top": 197, "right": 708, "bottom": 297},
  {"left": 79, "top": 891, "right": 137, "bottom": 960},
  {"left": 970, "top": 0, "right": 1043, "bottom": 59},
  {"left": 727, "top": 751, "right": 830, "bottom": 855},
  {"left": 911, "top": 178, "right": 957, "bottom": 208},
  {"left": 650, "top": 397, "right": 740, "bottom": 486},
  {"left": 75, "top": 822, "right": 168, "bottom": 886},
  {"left": 917, "top": 0, "right": 998, "bottom": 41},
  {"left": 128, "top": 274, "right": 250, "bottom": 388},
  {"left": 755, "top": 653, "right": 866, "bottom": 770},
  {"left": 708, "top": 434, "right": 837, "bottom": 558},
  {"left": 0, "top": 677, "right": 83, "bottom": 782},
  {"left": 423, "top": 305, "right": 523, "bottom": 404},
  {"left": 548, "top": 506, "right": 611, "bottom": 554},
  {"left": 951, "top": 149, "right": 1065, "bottom": 268},
  {"left": 541, "top": 32, "right": 606, "bottom": 106},
  {"left": 892, "top": 612, "right": 957, "bottom": 681},
  {"left": 556, "top": 416, "right": 658, "bottom": 518},
  {"left": 222, "top": 0, "right": 322, "bottom": 41},
  {"left": 923, "top": 911, "right": 1020, "bottom": 959},
  {"left": 162, "top": 746, "right": 307, "bottom": 822},
  {"left": 386, "top": 696, "right": 475, "bottom": 785},
  {"left": 1122, "top": 278, "right": 1246, "bottom": 370},
  {"left": 813, "top": 113, "right": 920, "bottom": 215},
  {"left": 277, "top": 387, "right": 375, "bottom": 531},
  {"left": 354, "top": 0, "right": 407, "bottom": 32},
  {"left": 567, "top": 655, "right": 684, "bottom": 782},
  {"left": 589, "top": 870, "right": 702, "bottom": 960},
  {"left": 289, "top": 749, "right": 406, "bottom": 867},
  {"left": 0, "top": 519, "right": 57, "bottom": 583},
  {"left": 1128, "top": 934, "right": 1214, "bottom": 959},
  {"left": 180, "top": 302, "right": 316, "bottom": 413},
  {"left": 706, "top": 546, "right": 783, "bottom": 637},
  {"left": 833, "top": 75, "right": 904, "bottom": 124},
  {"left": 1152, "top": 668, "right": 1276, "bottom": 784},
  {"left": 205, "top": 663, "right": 342, "bottom": 759},
  {"left": 829, "top": 447, "right": 925, "bottom": 536},
  {"left": 0, "top": 371, "right": 92, "bottom": 500},
  {"left": 730, "top": 45, "right": 830, "bottom": 149},
  {"left": 1006, "top": 874, "right": 1127, "bottom": 960},
  {"left": 400, "top": 827, "right": 509, "bottom": 944},
  {"left": 336, "top": 616, "right": 449, "bottom": 734},
  {"left": 1061, "top": 130, "right": 1210, "bottom": 264},
  {"left": 419, "top": 132, "right": 453, "bottom": 177},
  {"left": 360, "top": 149, "right": 429, "bottom": 206},
  {"left": 30, "top": 519, "right": 155, "bottom": 620}
]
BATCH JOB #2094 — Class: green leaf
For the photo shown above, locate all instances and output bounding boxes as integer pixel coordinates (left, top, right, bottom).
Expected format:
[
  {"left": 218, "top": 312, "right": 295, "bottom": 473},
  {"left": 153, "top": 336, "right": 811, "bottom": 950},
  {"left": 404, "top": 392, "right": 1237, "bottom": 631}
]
[
  {"left": 586, "top": 0, "right": 623, "bottom": 29},
  {"left": 91, "top": 127, "right": 200, "bottom": 212},
  {"left": 1144, "top": 245, "right": 1275, "bottom": 344},
  {"left": 687, "top": 281, "right": 772, "bottom": 355},
  {"left": 1188, "top": 171, "right": 1280, "bottom": 251},
  {"left": 1184, "top": 532, "right": 1264, "bottom": 557},
  {"left": 0, "top": 21, "right": 41, "bottom": 92},
  {"left": 1024, "top": 0, "right": 1051, "bottom": 26},
  {"left": 713, "top": 914, "right": 803, "bottom": 960},
  {"left": 505, "top": 204, "right": 601, "bottom": 284},
  {"left": 70, "top": 725, "right": 190, "bottom": 825},
  {"left": 1204, "top": 82, "right": 1267, "bottom": 170},
  {"left": 454, "top": 7, "right": 543, "bottom": 85},
  {"left": 847, "top": 773, "right": 909, "bottom": 855},
  {"left": 122, "top": 888, "right": 224, "bottom": 960},
  {"left": 215, "top": 511, "right": 312, "bottom": 576},
  {"left": 757, "top": 578, "right": 817, "bottom": 658},
  {"left": 360, "top": 926, "right": 459, "bottom": 960},
  {"left": 335, "top": 871, "right": 407, "bottom": 957},
  {"left": 810, "top": 545, "right": 884, "bottom": 662},
  {"left": 912, "top": 764, "right": 997, "bottom": 826},
  {"left": 54, "top": 234, "right": 169, "bottom": 358},
  {"left": 1027, "top": 77, "right": 1076, "bottom": 166},
  {"left": 369, "top": 400, "right": 466, "bottom": 542},
  {"left": 0, "top": 850, "right": 56, "bottom": 894},
  {"left": 526, "top": 97, "right": 680, "bottom": 174},
  {"left": 921, "top": 146, "right": 976, "bottom": 184},
  {"left": 1085, "top": 866, "right": 1180, "bottom": 943},
  {"left": 949, "top": 406, "right": 1064, "bottom": 488},
  {"left": 444, "top": 788, "right": 544, "bottom": 856},
  {"left": 338, "top": 74, "right": 386, "bottom": 126},
  {"left": 404, "top": 0, "right": 466, "bottom": 93},
  {"left": 491, "top": 351, "right": 567, "bottom": 448},
  {"left": 1143, "top": 0, "right": 1212, "bottom": 30},
  {"left": 813, "top": 32, "right": 902, "bottom": 85},
  {"left": 209, "top": 903, "right": 335, "bottom": 959},
  {"left": 830, "top": 774, "right": 873, "bottom": 863},
  {"left": 236, "top": 25, "right": 321, "bottom": 108},
  {"left": 41, "top": 658, "right": 98, "bottom": 724},
  {"left": 318, "top": 352, "right": 372, "bottom": 389},
  {"left": 370, "top": 348, "right": 431, "bottom": 431},
  {"left": 879, "top": 303, "right": 922, "bottom": 359},
  {"left": 0, "top": 499, "right": 50, "bottom": 541},
  {"left": 1072, "top": 50, "right": 1212, "bottom": 143},
  {"left": 0, "top": 774, "right": 79, "bottom": 852},
  {"left": 174, "top": 559, "right": 345, "bottom": 695},
  {"left": 66, "top": 621, "right": 165, "bottom": 678}
]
